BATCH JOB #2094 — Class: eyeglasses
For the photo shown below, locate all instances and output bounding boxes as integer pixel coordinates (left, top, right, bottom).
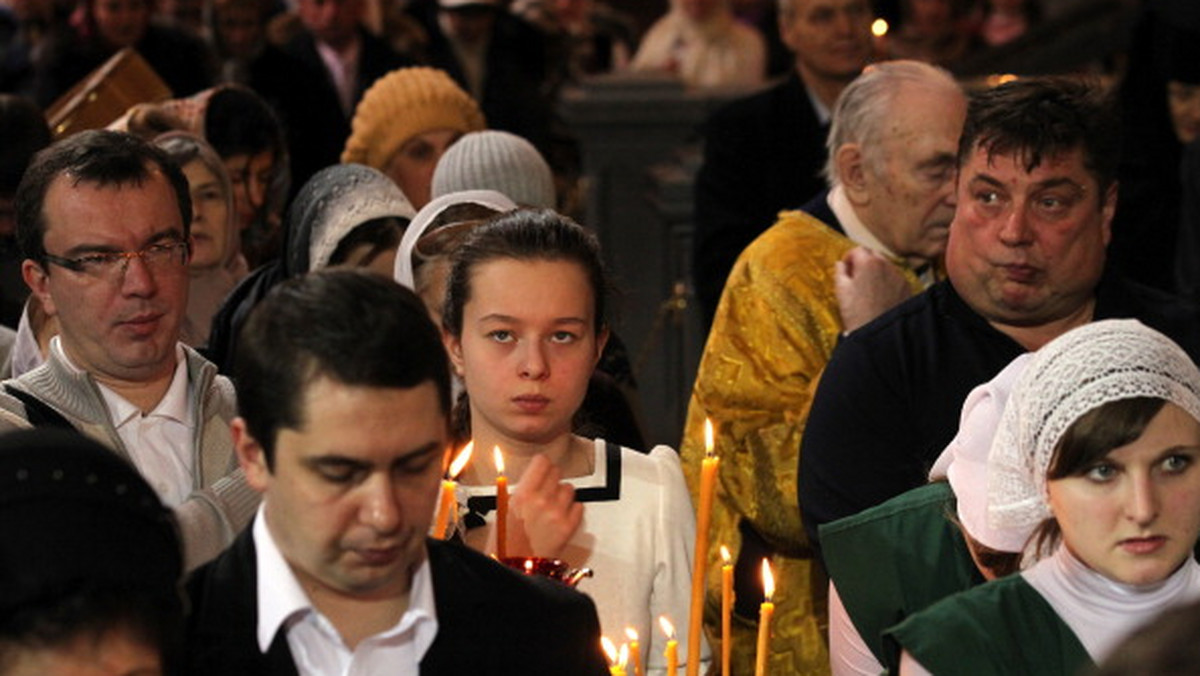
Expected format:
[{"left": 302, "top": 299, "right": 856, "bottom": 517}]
[{"left": 43, "top": 240, "right": 190, "bottom": 280}]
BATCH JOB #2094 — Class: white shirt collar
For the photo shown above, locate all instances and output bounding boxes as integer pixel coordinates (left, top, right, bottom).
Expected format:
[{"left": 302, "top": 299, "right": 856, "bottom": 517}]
[
  {"left": 804, "top": 81, "right": 832, "bottom": 126},
  {"left": 254, "top": 507, "right": 315, "bottom": 652},
  {"left": 52, "top": 337, "right": 193, "bottom": 426},
  {"left": 252, "top": 504, "right": 439, "bottom": 661},
  {"left": 828, "top": 185, "right": 896, "bottom": 257}
]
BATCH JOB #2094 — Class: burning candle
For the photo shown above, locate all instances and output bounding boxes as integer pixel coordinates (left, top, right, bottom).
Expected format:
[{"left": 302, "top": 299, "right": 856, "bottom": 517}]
[
  {"left": 660, "top": 616, "right": 678, "bottom": 676},
  {"left": 625, "top": 627, "right": 643, "bottom": 676},
  {"left": 720, "top": 545, "right": 733, "bottom": 676},
  {"left": 494, "top": 445, "right": 508, "bottom": 559},
  {"left": 433, "top": 442, "right": 472, "bottom": 539},
  {"left": 602, "top": 636, "right": 627, "bottom": 676},
  {"left": 687, "top": 418, "right": 719, "bottom": 676},
  {"left": 754, "top": 559, "right": 775, "bottom": 676}
]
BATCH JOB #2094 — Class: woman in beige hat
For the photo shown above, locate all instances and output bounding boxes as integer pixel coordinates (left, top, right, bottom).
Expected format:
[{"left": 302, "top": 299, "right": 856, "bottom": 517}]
[{"left": 342, "top": 66, "right": 486, "bottom": 210}]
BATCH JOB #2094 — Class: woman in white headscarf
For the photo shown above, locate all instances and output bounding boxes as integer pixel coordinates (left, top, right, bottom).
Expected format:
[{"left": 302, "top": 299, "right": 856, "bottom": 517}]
[{"left": 889, "top": 319, "right": 1200, "bottom": 675}]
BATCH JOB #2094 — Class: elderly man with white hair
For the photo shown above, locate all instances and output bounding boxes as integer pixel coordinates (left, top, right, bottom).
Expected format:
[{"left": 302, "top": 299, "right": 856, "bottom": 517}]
[{"left": 678, "top": 60, "right": 966, "bottom": 675}]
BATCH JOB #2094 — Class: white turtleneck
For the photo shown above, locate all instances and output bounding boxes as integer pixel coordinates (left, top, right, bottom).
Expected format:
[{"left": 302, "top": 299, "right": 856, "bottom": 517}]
[{"left": 1023, "top": 545, "right": 1200, "bottom": 662}]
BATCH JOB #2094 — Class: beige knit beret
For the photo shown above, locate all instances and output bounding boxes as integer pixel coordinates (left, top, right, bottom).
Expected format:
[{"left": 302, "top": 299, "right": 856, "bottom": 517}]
[{"left": 342, "top": 66, "right": 486, "bottom": 171}]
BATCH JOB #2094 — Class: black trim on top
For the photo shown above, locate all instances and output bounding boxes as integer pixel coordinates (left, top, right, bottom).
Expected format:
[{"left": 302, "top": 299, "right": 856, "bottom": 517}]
[{"left": 464, "top": 441, "right": 623, "bottom": 530}]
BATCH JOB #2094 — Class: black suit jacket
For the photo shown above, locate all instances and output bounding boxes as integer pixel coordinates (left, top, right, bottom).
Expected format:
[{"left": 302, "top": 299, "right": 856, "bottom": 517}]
[
  {"left": 281, "top": 26, "right": 412, "bottom": 123},
  {"left": 693, "top": 71, "right": 830, "bottom": 325},
  {"left": 185, "top": 528, "right": 610, "bottom": 675},
  {"left": 413, "top": 5, "right": 553, "bottom": 153}
]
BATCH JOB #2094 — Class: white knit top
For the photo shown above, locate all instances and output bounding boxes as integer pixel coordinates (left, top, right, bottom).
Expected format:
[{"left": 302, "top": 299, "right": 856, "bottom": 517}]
[{"left": 1023, "top": 545, "right": 1200, "bottom": 661}]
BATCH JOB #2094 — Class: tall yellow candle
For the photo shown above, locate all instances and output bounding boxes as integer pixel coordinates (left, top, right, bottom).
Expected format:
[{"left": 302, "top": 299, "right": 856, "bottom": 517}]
[
  {"left": 660, "top": 616, "right": 678, "bottom": 676},
  {"left": 720, "top": 545, "right": 733, "bottom": 676},
  {"left": 755, "top": 559, "right": 775, "bottom": 676},
  {"left": 625, "top": 627, "right": 643, "bottom": 676},
  {"left": 494, "top": 446, "right": 508, "bottom": 559},
  {"left": 433, "top": 442, "right": 472, "bottom": 539},
  {"left": 687, "top": 418, "right": 719, "bottom": 676}
]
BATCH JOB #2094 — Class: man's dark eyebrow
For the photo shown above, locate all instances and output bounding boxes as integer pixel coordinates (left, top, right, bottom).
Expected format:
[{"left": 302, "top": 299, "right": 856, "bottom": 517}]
[
  {"left": 1030, "top": 177, "right": 1086, "bottom": 193},
  {"left": 303, "top": 441, "right": 444, "bottom": 471},
  {"left": 391, "top": 442, "right": 444, "bottom": 469},
  {"left": 61, "top": 228, "right": 186, "bottom": 258},
  {"left": 303, "top": 456, "right": 370, "bottom": 472},
  {"left": 967, "top": 174, "right": 1005, "bottom": 189}
]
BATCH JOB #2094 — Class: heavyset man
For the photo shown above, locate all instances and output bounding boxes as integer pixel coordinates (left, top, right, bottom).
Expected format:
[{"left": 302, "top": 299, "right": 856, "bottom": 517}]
[{"left": 801, "top": 76, "right": 1200, "bottom": 551}]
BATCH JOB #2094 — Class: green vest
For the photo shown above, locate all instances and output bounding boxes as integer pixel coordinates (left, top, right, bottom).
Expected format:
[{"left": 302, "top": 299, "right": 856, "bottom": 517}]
[
  {"left": 820, "top": 482, "right": 985, "bottom": 674},
  {"left": 887, "top": 575, "right": 1092, "bottom": 675}
]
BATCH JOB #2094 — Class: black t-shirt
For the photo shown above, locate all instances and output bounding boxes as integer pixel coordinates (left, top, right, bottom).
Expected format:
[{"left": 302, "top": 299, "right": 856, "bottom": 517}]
[{"left": 799, "top": 276, "right": 1200, "bottom": 557}]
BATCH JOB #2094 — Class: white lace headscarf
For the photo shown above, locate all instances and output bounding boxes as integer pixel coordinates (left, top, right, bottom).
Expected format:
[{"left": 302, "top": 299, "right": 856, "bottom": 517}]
[{"left": 987, "top": 319, "right": 1200, "bottom": 543}]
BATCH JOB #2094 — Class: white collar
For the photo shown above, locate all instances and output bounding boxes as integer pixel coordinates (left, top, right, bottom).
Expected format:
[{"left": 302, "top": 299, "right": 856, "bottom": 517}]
[
  {"left": 1023, "top": 545, "right": 1200, "bottom": 660},
  {"left": 52, "top": 337, "right": 192, "bottom": 426},
  {"left": 804, "top": 80, "right": 832, "bottom": 126},
  {"left": 828, "top": 185, "right": 896, "bottom": 258},
  {"left": 253, "top": 504, "right": 438, "bottom": 653}
]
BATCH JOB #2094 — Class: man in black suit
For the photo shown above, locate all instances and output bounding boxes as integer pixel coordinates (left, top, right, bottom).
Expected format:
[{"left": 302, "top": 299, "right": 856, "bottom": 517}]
[
  {"left": 410, "top": 0, "right": 553, "bottom": 153},
  {"left": 281, "top": 0, "right": 411, "bottom": 149},
  {"left": 185, "top": 269, "right": 609, "bottom": 675},
  {"left": 692, "top": 0, "right": 875, "bottom": 325}
]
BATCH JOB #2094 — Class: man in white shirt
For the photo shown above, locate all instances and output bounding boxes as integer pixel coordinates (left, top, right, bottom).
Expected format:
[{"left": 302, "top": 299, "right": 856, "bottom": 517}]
[
  {"left": 0, "top": 130, "right": 256, "bottom": 570},
  {"left": 186, "top": 269, "right": 610, "bottom": 675}
]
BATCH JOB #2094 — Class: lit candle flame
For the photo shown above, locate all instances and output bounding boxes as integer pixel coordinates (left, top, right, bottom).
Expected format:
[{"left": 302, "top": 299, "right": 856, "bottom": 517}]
[
  {"left": 602, "top": 636, "right": 619, "bottom": 663},
  {"left": 493, "top": 445, "right": 505, "bottom": 476},
  {"left": 704, "top": 418, "right": 714, "bottom": 458},
  {"left": 618, "top": 643, "right": 629, "bottom": 668},
  {"left": 524, "top": 559, "right": 534, "bottom": 574},
  {"left": 871, "top": 18, "right": 888, "bottom": 37},
  {"left": 626, "top": 627, "right": 638, "bottom": 641},
  {"left": 720, "top": 545, "right": 731, "bottom": 565},
  {"left": 659, "top": 616, "right": 676, "bottom": 639},
  {"left": 762, "top": 559, "right": 775, "bottom": 601},
  {"left": 448, "top": 441, "right": 473, "bottom": 479}
]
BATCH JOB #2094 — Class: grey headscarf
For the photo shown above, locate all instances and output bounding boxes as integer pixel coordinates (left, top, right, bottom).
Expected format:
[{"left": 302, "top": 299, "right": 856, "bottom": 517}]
[{"left": 285, "top": 163, "right": 416, "bottom": 276}]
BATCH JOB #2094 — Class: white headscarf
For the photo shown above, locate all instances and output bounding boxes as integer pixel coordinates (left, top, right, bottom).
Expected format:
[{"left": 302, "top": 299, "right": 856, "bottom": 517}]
[
  {"left": 393, "top": 189, "right": 517, "bottom": 290},
  {"left": 987, "top": 320, "right": 1200, "bottom": 540},
  {"left": 929, "top": 352, "right": 1032, "bottom": 552}
]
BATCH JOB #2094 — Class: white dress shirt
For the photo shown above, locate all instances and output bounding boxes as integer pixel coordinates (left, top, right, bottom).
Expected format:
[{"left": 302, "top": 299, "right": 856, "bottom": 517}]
[
  {"left": 54, "top": 337, "right": 195, "bottom": 506},
  {"left": 254, "top": 506, "right": 439, "bottom": 676},
  {"left": 315, "top": 38, "right": 361, "bottom": 118}
]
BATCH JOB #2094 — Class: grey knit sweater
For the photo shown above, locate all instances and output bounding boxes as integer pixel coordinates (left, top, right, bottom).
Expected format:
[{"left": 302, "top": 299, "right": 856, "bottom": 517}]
[{"left": 0, "top": 344, "right": 259, "bottom": 571}]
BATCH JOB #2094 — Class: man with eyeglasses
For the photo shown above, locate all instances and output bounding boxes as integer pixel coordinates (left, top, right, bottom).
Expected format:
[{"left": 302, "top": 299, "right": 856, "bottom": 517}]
[{"left": 0, "top": 129, "right": 258, "bottom": 571}]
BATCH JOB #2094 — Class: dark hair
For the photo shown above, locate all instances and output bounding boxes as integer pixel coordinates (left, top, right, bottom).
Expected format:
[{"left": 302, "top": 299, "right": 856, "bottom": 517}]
[
  {"left": 14, "top": 130, "right": 192, "bottom": 265},
  {"left": 0, "top": 585, "right": 179, "bottom": 674},
  {"left": 234, "top": 269, "right": 451, "bottom": 466},
  {"left": 0, "top": 95, "right": 51, "bottom": 198},
  {"left": 443, "top": 208, "right": 610, "bottom": 338},
  {"left": 1030, "top": 396, "right": 1166, "bottom": 554},
  {"left": 202, "top": 86, "right": 286, "bottom": 161},
  {"left": 327, "top": 217, "right": 406, "bottom": 268},
  {"left": 0, "top": 428, "right": 184, "bottom": 674},
  {"left": 1091, "top": 598, "right": 1200, "bottom": 676},
  {"left": 957, "top": 76, "right": 1121, "bottom": 198},
  {"left": 942, "top": 495, "right": 1022, "bottom": 579}
]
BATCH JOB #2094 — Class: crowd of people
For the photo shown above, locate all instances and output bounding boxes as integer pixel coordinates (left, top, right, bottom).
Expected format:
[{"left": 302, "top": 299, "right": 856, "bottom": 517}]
[{"left": 2, "top": 0, "right": 1200, "bottom": 675}]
